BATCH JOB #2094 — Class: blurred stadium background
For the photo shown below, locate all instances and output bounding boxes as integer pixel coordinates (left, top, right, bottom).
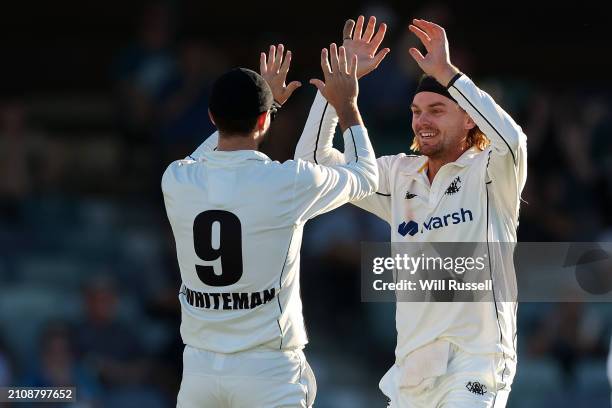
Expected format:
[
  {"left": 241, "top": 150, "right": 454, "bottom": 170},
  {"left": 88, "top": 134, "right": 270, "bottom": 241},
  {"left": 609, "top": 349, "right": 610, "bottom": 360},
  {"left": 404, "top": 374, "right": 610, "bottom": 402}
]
[{"left": 1, "top": 1, "right": 611, "bottom": 407}]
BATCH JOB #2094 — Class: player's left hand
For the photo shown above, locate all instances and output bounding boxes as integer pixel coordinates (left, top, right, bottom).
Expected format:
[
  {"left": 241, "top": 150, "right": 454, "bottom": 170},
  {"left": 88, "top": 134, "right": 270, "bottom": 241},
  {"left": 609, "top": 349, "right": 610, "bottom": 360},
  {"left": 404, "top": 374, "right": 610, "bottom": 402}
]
[
  {"left": 260, "top": 44, "right": 302, "bottom": 106},
  {"left": 342, "top": 15, "right": 390, "bottom": 79},
  {"left": 408, "top": 19, "right": 460, "bottom": 86}
]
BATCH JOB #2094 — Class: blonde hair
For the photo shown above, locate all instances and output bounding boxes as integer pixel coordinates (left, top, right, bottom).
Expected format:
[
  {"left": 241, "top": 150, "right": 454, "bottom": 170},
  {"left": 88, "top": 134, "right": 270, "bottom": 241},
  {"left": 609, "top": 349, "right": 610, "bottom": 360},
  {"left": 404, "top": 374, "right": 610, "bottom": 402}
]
[{"left": 410, "top": 126, "right": 490, "bottom": 153}]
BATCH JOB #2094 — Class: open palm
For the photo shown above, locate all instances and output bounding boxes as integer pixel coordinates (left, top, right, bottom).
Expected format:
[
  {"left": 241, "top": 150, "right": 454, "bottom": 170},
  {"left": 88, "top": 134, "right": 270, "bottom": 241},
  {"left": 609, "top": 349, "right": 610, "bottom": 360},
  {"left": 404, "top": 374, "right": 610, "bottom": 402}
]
[
  {"left": 408, "top": 19, "right": 459, "bottom": 86},
  {"left": 260, "top": 44, "right": 301, "bottom": 106},
  {"left": 342, "top": 15, "right": 390, "bottom": 79}
]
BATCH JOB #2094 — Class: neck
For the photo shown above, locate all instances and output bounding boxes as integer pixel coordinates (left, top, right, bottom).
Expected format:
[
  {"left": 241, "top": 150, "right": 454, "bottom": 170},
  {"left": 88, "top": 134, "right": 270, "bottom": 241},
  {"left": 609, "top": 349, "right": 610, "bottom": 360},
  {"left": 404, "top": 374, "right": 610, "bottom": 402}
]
[
  {"left": 425, "top": 145, "right": 468, "bottom": 183},
  {"left": 216, "top": 133, "right": 259, "bottom": 151}
]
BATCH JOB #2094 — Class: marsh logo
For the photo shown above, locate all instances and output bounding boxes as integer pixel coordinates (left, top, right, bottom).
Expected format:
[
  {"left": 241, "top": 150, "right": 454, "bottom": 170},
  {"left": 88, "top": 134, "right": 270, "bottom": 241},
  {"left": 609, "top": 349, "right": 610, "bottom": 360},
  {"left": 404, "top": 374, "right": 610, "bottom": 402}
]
[
  {"left": 397, "top": 220, "right": 419, "bottom": 236},
  {"left": 397, "top": 208, "right": 474, "bottom": 237}
]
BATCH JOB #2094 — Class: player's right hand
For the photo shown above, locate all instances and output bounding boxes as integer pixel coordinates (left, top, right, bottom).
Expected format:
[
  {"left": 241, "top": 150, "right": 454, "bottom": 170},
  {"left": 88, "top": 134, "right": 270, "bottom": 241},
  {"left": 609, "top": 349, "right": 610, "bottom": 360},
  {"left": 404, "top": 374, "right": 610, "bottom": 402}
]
[
  {"left": 260, "top": 44, "right": 302, "bottom": 106},
  {"left": 342, "top": 15, "right": 390, "bottom": 79},
  {"left": 408, "top": 19, "right": 460, "bottom": 87},
  {"left": 310, "top": 43, "right": 363, "bottom": 130}
]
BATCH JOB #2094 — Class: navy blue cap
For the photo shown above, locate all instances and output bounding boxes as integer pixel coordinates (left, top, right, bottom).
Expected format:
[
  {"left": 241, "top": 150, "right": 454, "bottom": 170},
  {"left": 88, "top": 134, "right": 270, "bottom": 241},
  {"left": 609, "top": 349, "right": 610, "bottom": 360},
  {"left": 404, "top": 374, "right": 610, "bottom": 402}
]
[{"left": 209, "top": 68, "right": 274, "bottom": 119}]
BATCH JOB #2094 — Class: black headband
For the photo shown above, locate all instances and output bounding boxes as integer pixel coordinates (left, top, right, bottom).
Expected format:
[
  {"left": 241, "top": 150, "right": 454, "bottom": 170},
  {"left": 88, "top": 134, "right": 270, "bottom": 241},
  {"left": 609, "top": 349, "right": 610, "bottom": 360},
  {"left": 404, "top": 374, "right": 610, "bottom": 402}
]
[{"left": 414, "top": 75, "right": 456, "bottom": 102}]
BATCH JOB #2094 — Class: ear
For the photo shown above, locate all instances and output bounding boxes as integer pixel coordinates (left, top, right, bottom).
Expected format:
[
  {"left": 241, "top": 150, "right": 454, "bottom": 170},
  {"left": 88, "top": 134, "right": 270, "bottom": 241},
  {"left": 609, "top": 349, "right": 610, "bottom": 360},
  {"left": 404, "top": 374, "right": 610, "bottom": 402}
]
[
  {"left": 464, "top": 112, "right": 476, "bottom": 131},
  {"left": 256, "top": 111, "right": 268, "bottom": 131},
  {"left": 208, "top": 109, "right": 216, "bottom": 126}
]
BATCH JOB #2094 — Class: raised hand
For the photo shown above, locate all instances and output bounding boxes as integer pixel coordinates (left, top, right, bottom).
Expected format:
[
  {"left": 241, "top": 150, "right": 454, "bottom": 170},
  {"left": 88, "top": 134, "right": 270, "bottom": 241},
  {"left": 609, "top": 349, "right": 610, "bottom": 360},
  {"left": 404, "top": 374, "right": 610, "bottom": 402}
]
[
  {"left": 408, "top": 19, "right": 460, "bottom": 86},
  {"left": 310, "top": 43, "right": 362, "bottom": 131},
  {"left": 260, "top": 44, "right": 302, "bottom": 105},
  {"left": 342, "top": 15, "right": 390, "bottom": 79}
]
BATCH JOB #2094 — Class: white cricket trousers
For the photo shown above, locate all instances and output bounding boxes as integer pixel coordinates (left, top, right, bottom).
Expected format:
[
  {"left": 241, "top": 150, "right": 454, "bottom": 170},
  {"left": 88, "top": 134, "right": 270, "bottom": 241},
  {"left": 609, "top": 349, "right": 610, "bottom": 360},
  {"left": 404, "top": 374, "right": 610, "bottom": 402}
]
[
  {"left": 177, "top": 345, "right": 316, "bottom": 408},
  {"left": 380, "top": 341, "right": 515, "bottom": 408}
]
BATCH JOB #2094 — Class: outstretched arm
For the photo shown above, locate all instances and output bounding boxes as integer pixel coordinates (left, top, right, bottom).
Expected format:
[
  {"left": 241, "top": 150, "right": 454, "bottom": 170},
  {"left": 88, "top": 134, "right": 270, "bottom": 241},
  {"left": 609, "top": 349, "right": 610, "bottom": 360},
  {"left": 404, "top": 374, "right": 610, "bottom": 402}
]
[
  {"left": 294, "top": 16, "right": 393, "bottom": 222},
  {"left": 295, "top": 16, "right": 390, "bottom": 165},
  {"left": 293, "top": 43, "right": 379, "bottom": 222}
]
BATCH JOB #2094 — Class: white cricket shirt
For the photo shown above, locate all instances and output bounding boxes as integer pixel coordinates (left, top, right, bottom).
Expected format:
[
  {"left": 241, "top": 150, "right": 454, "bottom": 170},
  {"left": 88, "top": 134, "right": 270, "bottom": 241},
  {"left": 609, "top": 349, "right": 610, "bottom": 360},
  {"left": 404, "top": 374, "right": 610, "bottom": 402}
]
[
  {"left": 162, "top": 125, "right": 378, "bottom": 353},
  {"left": 294, "top": 74, "right": 527, "bottom": 373}
]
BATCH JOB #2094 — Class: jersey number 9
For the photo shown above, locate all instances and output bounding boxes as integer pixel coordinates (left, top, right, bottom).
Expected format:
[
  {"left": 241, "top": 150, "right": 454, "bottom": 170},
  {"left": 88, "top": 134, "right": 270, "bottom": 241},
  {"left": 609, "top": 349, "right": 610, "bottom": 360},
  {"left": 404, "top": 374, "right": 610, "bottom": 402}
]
[{"left": 193, "top": 210, "right": 243, "bottom": 286}]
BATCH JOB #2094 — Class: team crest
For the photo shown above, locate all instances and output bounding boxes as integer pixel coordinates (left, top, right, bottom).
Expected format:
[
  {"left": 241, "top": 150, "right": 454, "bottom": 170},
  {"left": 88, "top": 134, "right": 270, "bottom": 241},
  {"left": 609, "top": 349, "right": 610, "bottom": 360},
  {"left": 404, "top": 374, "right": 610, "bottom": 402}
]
[
  {"left": 445, "top": 176, "right": 461, "bottom": 195},
  {"left": 466, "top": 381, "right": 487, "bottom": 395}
]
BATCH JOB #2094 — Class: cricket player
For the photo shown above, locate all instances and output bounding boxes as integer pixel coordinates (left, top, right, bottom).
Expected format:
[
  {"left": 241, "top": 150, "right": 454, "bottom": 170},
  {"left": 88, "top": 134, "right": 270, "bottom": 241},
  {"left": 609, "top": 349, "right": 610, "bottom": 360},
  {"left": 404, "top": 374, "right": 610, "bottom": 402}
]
[
  {"left": 295, "top": 16, "right": 527, "bottom": 407},
  {"left": 162, "top": 43, "right": 378, "bottom": 407}
]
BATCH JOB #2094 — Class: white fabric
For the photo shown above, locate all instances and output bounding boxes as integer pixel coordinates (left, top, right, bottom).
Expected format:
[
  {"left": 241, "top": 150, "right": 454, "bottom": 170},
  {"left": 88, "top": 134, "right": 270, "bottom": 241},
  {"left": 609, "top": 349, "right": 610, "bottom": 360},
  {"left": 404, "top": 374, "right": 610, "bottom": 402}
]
[
  {"left": 399, "top": 340, "right": 450, "bottom": 387},
  {"left": 162, "top": 125, "right": 377, "bottom": 354},
  {"left": 177, "top": 345, "right": 316, "bottom": 408},
  {"left": 379, "top": 342, "right": 514, "bottom": 408}
]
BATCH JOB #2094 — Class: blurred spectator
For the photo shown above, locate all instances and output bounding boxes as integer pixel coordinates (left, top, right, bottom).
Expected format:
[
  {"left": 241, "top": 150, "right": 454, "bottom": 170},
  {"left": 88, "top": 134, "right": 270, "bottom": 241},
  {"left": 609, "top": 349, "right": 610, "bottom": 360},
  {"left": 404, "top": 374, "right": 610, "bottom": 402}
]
[
  {"left": 588, "top": 99, "right": 612, "bottom": 227},
  {"left": 142, "top": 253, "right": 183, "bottom": 400},
  {"left": 528, "top": 302, "right": 607, "bottom": 387},
  {"left": 0, "top": 100, "right": 46, "bottom": 223},
  {"left": 154, "top": 38, "right": 226, "bottom": 162},
  {"left": 0, "top": 335, "right": 13, "bottom": 387},
  {"left": 519, "top": 90, "right": 608, "bottom": 240},
  {"left": 74, "top": 275, "right": 149, "bottom": 388},
  {"left": 23, "top": 321, "right": 101, "bottom": 406},
  {"left": 113, "top": 2, "right": 176, "bottom": 141},
  {"left": 302, "top": 206, "right": 387, "bottom": 344}
]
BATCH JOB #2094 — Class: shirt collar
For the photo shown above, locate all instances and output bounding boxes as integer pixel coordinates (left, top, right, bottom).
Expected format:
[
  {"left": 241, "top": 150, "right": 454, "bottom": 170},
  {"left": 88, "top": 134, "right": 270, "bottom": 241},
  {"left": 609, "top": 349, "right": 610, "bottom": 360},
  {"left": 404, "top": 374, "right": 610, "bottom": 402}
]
[
  {"left": 402, "top": 146, "right": 481, "bottom": 176},
  {"left": 198, "top": 149, "right": 271, "bottom": 166},
  {"left": 454, "top": 146, "right": 482, "bottom": 166}
]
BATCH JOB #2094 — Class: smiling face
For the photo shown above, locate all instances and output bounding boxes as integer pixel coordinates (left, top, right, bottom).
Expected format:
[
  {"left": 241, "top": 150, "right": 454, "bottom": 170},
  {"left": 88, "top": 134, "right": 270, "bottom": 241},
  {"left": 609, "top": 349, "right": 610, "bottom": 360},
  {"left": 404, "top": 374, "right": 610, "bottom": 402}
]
[{"left": 411, "top": 92, "right": 476, "bottom": 160}]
